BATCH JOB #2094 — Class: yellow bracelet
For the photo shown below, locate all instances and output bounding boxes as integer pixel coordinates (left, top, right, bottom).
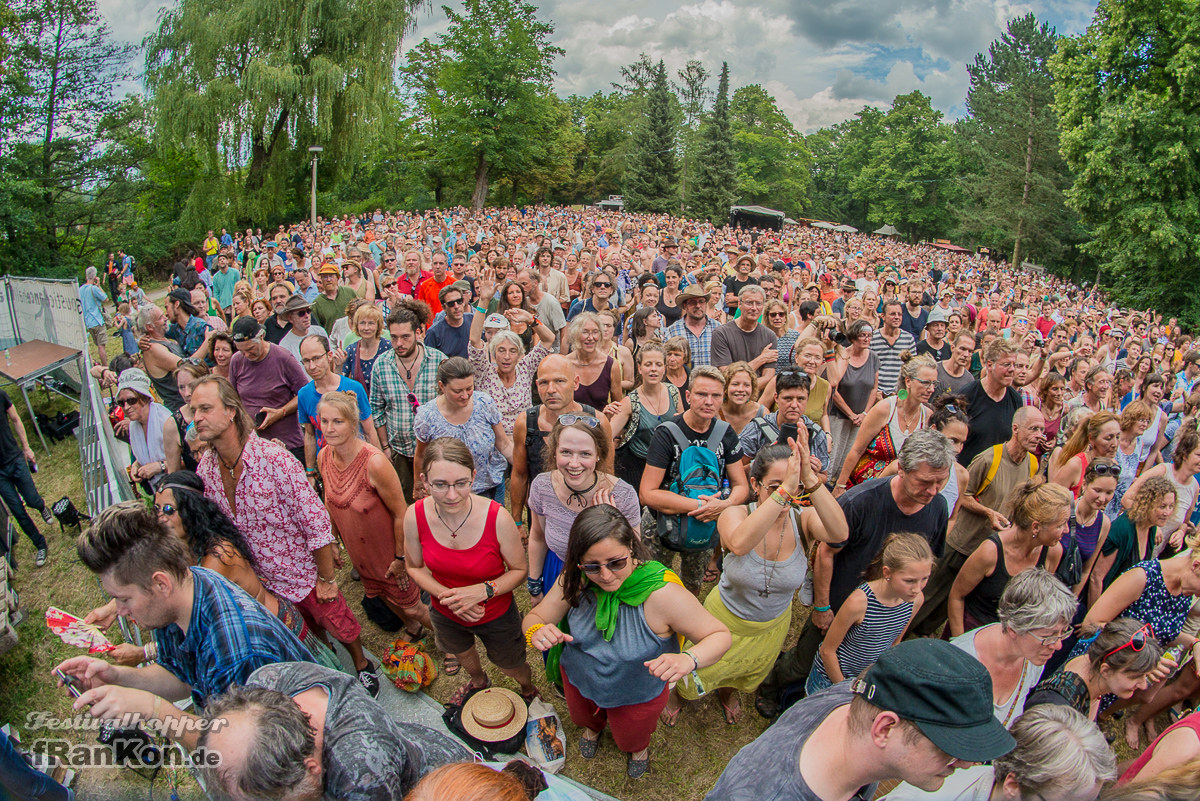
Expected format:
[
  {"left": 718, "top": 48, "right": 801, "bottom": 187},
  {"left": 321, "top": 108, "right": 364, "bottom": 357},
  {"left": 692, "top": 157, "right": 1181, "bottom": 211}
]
[{"left": 524, "top": 623, "right": 545, "bottom": 647}]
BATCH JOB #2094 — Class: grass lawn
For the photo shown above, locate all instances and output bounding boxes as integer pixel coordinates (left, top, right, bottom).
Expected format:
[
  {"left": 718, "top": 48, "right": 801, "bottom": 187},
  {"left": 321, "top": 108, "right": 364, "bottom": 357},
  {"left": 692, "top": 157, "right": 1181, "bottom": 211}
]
[{"left": 0, "top": 334, "right": 1165, "bottom": 801}]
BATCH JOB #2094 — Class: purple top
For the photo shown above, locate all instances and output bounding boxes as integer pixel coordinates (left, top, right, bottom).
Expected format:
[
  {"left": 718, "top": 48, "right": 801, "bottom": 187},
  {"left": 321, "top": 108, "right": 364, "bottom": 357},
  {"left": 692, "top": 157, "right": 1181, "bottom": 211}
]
[{"left": 528, "top": 472, "right": 641, "bottom": 559}]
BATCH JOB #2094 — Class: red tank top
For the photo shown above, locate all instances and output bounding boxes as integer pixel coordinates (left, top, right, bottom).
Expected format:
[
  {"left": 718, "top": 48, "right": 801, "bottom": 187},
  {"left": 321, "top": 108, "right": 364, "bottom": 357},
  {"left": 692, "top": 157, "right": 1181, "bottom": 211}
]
[
  {"left": 1119, "top": 711, "right": 1200, "bottom": 784},
  {"left": 416, "top": 498, "right": 511, "bottom": 625}
]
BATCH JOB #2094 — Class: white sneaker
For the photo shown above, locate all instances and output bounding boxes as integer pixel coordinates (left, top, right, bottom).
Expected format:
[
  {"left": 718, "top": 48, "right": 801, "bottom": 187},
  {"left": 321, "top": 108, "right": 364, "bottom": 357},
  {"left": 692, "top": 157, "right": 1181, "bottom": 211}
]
[{"left": 35, "top": 549, "right": 47, "bottom": 568}]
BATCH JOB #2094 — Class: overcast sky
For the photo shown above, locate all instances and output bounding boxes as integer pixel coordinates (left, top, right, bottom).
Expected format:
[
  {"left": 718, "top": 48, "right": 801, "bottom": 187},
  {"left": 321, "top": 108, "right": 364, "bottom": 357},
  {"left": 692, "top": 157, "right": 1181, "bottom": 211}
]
[{"left": 98, "top": 0, "right": 1097, "bottom": 132}]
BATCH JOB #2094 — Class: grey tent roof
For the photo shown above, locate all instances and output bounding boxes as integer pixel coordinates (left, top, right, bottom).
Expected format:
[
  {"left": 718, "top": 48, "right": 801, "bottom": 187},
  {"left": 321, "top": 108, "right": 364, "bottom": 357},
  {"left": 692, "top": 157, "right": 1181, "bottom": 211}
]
[
  {"left": 833, "top": 224, "right": 858, "bottom": 233},
  {"left": 784, "top": 217, "right": 798, "bottom": 225},
  {"left": 873, "top": 224, "right": 901, "bottom": 236},
  {"left": 810, "top": 221, "right": 836, "bottom": 229},
  {"left": 730, "top": 205, "right": 786, "bottom": 219}
]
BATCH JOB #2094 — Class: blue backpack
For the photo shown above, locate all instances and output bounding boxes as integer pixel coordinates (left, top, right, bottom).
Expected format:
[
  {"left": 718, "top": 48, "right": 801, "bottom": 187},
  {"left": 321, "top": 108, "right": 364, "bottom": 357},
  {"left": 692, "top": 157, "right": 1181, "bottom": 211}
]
[{"left": 656, "top": 420, "right": 729, "bottom": 551}]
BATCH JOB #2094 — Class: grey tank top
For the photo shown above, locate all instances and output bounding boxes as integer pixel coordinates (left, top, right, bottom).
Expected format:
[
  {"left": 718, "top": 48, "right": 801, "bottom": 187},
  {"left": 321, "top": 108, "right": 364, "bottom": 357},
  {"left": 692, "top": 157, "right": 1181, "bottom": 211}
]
[
  {"left": 149, "top": 338, "right": 186, "bottom": 411},
  {"left": 717, "top": 504, "right": 809, "bottom": 621},
  {"left": 560, "top": 589, "right": 678, "bottom": 707},
  {"left": 628, "top": 386, "right": 679, "bottom": 459},
  {"left": 832, "top": 352, "right": 879, "bottom": 418}
]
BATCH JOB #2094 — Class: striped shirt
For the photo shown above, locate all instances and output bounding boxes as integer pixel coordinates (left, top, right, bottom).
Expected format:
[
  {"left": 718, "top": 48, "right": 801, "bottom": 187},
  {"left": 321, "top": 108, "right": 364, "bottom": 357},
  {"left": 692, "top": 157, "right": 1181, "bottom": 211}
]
[
  {"left": 664, "top": 317, "right": 720, "bottom": 366},
  {"left": 870, "top": 328, "right": 916, "bottom": 395},
  {"left": 810, "top": 582, "right": 913, "bottom": 686}
]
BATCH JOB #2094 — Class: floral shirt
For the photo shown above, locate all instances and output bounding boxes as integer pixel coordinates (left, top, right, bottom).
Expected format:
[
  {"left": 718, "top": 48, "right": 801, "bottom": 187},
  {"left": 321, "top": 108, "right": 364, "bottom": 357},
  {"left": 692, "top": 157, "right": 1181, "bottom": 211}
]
[
  {"left": 468, "top": 341, "right": 550, "bottom": 435},
  {"left": 413, "top": 392, "right": 506, "bottom": 491},
  {"left": 197, "top": 435, "right": 333, "bottom": 602}
]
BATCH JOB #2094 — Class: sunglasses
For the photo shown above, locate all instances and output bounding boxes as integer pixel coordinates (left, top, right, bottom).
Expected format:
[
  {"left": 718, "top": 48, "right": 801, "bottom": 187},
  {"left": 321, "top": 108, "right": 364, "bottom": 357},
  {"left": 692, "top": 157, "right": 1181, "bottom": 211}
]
[
  {"left": 382, "top": 282, "right": 396, "bottom": 290},
  {"left": 767, "top": 311, "right": 788, "bottom": 318},
  {"left": 1089, "top": 462, "right": 1122, "bottom": 479},
  {"left": 579, "top": 555, "right": 630, "bottom": 575},
  {"left": 154, "top": 503, "right": 177, "bottom": 516},
  {"left": 444, "top": 297, "right": 465, "bottom": 307},
  {"left": 116, "top": 396, "right": 141, "bottom": 408},
  {"left": 558, "top": 413, "right": 600, "bottom": 428},
  {"left": 407, "top": 392, "right": 420, "bottom": 413},
  {"left": 293, "top": 309, "right": 311, "bottom": 316},
  {"left": 1104, "top": 623, "right": 1154, "bottom": 660},
  {"left": 593, "top": 282, "right": 612, "bottom": 289}
]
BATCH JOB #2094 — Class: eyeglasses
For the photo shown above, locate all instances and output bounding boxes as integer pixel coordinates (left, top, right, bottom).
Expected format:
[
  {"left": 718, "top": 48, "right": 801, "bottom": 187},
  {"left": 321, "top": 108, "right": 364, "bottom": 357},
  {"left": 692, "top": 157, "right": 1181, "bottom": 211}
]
[
  {"left": 1089, "top": 462, "right": 1122, "bottom": 478},
  {"left": 558, "top": 414, "right": 600, "bottom": 428},
  {"left": 579, "top": 555, "right": 630, "bottom": 575},
  {"left": 116, "top": 396, "right": 141, "bottom": 408},
  {"left": 1026, "top": 626, "right": 1072, "bottom": 646},
  {"left": 1104, "top": 623, "right": 1154, "bottom": 659},
  {"left": 909, "top": 377, "right": 938, "bottom": 387},
  {"left": 444, "top": 297, "right": 465, "bottom": 307},
  {"left": 429, "top": 479, "right": 472, "bottom": 493},
  {"left": 154, "top": 503, "right": 177, "bottom": 517}
]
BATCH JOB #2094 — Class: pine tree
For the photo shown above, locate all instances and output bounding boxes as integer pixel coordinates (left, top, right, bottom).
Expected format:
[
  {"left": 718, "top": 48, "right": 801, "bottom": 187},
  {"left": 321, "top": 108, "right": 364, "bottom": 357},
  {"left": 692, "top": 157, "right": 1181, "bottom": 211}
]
[
  {"left": 623, "top": 60, "right": 678, "bottom": 213},
  {"left": 686, "top": 62, "right": 737, "bottom": 221}
]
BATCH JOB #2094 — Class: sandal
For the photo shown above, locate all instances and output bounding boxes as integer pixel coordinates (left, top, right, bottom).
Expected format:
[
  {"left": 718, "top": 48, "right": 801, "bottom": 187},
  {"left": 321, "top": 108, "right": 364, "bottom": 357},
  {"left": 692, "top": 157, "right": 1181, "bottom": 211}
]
[
  {"left": 754, "top": 690, "right": 780, "bottom": 720},
  {"left": 658, "top": 705, "right": 681, "bottom": 728},
  {"left": 627, "top": 750, "right": 650, "bottom": 778},
  {"left": 579, "top": 730, "right": 601, "bottom": 760},
  {"left": 703, "top": 566, "right": 720, "bottom": 583},
  {"left": 404, "top": 624, "right": 428, "bottom": 644},
  {"left": 447, "top": 677, "right": 490, "bottom": 708},
  {"left": 443, "top": 654, "right": 461, "bottom": 676},
  {"left": 721, "top": 695, "right": 743, "bottom": 725}
]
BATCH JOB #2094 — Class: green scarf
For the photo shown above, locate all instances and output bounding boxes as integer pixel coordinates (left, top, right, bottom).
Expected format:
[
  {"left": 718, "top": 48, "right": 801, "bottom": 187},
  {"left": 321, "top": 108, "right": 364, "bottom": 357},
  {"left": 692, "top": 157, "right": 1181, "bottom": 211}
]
[{"left": 545, "top": 561, "right": 675, "bottom": 685}]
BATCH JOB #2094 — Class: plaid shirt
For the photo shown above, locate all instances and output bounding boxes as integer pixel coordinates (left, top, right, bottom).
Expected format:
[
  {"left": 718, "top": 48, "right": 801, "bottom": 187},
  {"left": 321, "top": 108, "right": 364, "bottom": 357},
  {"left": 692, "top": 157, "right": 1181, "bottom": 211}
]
[
  {"left": 154, "top": 567, "right": 313, "bottom": 709},
  {"left": 369, "top": 345, "right": 447, "bottom": 456},
  {"left": 664, "top": 317, "right": 720, "bottom": 366}
]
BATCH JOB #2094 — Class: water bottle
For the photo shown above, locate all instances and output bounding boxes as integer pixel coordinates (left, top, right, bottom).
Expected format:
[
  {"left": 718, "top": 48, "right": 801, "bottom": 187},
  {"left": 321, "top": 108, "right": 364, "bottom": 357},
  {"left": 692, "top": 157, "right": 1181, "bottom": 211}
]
[
  {"left": 3, "top": 349, "right": 9, "bottom": 366},
  {"left": 720, "top": 479, "right": 730, "bottom": 500}
]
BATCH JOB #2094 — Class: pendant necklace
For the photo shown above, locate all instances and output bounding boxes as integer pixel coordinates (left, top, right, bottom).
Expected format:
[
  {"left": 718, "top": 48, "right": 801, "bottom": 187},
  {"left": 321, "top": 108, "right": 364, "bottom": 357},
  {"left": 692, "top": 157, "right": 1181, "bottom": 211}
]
[
  {"left": 563, "top": 473, "right": 599, "bottom": 508},
  {"left": 759, "top": 519, "right": 786, "bottom": 598},
  {"left": 435, "top": 501, "right": 473, "bottom": 539}
]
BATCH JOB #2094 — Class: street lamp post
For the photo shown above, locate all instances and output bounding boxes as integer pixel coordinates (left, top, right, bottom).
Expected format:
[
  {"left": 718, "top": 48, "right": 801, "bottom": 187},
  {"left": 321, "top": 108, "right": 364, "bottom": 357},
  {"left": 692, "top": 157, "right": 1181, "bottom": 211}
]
[{"left": 308, "top": 145, "right": 324, "bottom": 230}]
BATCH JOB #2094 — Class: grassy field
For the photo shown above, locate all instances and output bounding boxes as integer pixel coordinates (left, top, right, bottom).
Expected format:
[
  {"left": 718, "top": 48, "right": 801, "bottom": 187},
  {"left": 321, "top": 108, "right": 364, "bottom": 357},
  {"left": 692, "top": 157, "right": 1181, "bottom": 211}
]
[{"left": 0, "top": 330, "right": 1165, "bottom": 801}]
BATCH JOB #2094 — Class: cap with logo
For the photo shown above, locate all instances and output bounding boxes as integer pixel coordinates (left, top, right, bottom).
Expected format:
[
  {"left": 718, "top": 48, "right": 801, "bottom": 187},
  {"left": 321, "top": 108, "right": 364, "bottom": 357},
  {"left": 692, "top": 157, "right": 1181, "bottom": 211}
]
[{"left": 230, "top": 316, "right": 263, "bottom": 342}]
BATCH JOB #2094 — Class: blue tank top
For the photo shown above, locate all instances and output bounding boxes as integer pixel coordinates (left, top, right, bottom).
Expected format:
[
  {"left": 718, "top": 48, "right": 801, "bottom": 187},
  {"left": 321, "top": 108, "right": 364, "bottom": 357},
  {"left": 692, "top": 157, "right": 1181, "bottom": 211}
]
[
  {"left": 811, "top": 583, "right": 912, "bottom": 685},
  {"left": 560, "top": 589, "right": 678, "bottom": 707}
]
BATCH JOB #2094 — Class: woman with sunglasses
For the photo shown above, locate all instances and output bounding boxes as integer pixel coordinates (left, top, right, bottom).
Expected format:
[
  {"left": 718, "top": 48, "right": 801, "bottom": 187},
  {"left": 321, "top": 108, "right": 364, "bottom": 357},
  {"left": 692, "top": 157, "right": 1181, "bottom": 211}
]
[
  {"left": 762, "top": 299, "right": 797, "bottom": 368},
  {"left": 834, "top": 353, "right": 937, "bottom": 495},
  {"left": 952, "top": 567, "right": 1078, "bottom": 728},
  {"left": 527, "top": 418, "right": 641, "bottom": 603},
  {"left": 1025, "top": 617, "right": 1161, "bottom": 721},
  {"left": 1122, "top": 426, "right": 1200, "bottom": 554},
  {"left": 523, "top": 505, "right": 731, "bottom": 778},
  {"left": 413, "top": 357, "right": 512, "bottom": 503},
  {"left": 88, "top": 471, "right": 340, "bottom": 671},
  {"left": 948, "top": 479, "right": 1071, "bottom": 637},
  {"left": 116, "top": 368, "right": 174, "bottom": 493},
  {"left": 405, "top": 437, "right": 537, "bottom": 702},
  {"left": 1077, "top": 529, "right": 1200, "bottom": 747}
]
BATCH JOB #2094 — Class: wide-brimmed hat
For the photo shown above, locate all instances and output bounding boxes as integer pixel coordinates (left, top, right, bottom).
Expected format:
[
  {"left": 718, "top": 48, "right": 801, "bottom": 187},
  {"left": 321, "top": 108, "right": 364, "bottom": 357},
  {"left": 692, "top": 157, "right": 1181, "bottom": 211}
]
[
  {"left": 678, "top": 284, "right": 708, "bottom": 303},
  {"left": 851, "top": 639, "right": 1014, "bottom": 763},
  {"left": 282, "top": 295, "right": 311, "bottom": 315},
  {"left": 460, "top": 688, "right": 528, "bottom": 742},
  {"left": 116, "top": 368, "right": 153, "bottom": 400}
]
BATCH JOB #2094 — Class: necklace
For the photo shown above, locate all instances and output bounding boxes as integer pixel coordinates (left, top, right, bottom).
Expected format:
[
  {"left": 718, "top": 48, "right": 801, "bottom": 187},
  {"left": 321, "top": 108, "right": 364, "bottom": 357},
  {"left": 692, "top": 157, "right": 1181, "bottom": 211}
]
[
  {"left": 758, "top": 504, "right": 788, "bottom": 598},
  {"left": 219, "top": 449, "right": 243, "bottom": 475},
  {"left": 396, "top": 344, "right": 422, "bottom": 381},
  {"left": 435, "top": 500, "right": 473, "bottom": 539},
  {"left": 562, "top": 473, "right": 599, "bottom": 508}
]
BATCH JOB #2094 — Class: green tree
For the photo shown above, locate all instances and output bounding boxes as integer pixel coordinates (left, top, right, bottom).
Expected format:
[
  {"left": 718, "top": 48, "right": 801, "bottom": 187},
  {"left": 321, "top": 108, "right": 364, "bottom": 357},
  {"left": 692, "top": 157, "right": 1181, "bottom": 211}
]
[
  {"left": 1053, "top": 0, "right": 1200, "bottom": 323},
  {"left": 805, "top": 106, "right": 884, "bottom": 227},
  {"left": 0, "top": 0, "right": 135, "bottom": 271},
  {"left": 957, "top": 13, "right": 1078, "bottom": 267},
  {"left": 623, "top": 59, "right": 679, "bottom": 213},
  {"left": 561, "top": 91, "right": 634, "bottom": 203},
  {"left": 850, "top": 91, "right": 960, "bottom": 240},
  {"left": 686, "top": 62, "right": 737, "bottom": 221},
  {"left": 146, "top": 0, "right": 424, "bottom": 229},
  {"left": 729, "top": 83, "right": 811, "bottom": 215},
  {"left": 674, "top": 59, "right": 711, "bottom": 212},
  {"left": 402, "top": 0, "right": 566, "bottom": 210}
]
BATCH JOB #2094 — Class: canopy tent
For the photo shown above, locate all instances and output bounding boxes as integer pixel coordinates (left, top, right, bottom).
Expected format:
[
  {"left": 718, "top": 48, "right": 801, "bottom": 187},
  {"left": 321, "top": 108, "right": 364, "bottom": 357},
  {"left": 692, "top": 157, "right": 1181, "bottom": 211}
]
[
  {"left": 873, "top": 224, "right": 901, "bottom": 236},
  {"left": 833, "top": 224, "right": 858, "bottom": 233},
  {"left": 595, "top": 196, "right": 624, "bottom": 210},
  {"left": 929, "top": 242, "right": 972, "bottom": 253},
  {"left": 730, "top": 205, "right": 786, "bottom": 231},
  {"left": 784, "top": 217, "right": 798, "bottom": 225},
  {"left": 810, "top": 220, "right": 836, "bottom": 230}
]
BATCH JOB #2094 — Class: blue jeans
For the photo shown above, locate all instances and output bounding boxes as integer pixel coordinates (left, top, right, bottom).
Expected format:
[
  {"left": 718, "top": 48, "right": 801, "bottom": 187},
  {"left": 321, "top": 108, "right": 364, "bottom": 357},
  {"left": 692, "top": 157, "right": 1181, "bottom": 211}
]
[
  {"left": 0, "top": 459, "right": 46, "bottom": 551},
  {"left": 0, "top": 729, "right": 72, "bottom": 801}
]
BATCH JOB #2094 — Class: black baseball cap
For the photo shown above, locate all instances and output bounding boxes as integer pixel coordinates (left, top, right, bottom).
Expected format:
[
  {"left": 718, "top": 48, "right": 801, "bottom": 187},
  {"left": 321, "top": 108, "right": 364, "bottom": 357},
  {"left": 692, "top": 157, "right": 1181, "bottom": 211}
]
[
  {"left": 166, "top": 289, "right": 196, "bottom": 315},
  {"left": 850, "top": 639, "right": 1015, "bottom": 763},
  {"left": 230, "top": 316, "right": 262, "bottom": 342}
]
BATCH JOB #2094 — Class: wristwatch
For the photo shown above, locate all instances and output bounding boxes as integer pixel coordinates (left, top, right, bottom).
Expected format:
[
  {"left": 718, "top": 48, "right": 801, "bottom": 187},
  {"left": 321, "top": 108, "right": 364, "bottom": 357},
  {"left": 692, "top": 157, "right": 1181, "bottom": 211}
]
[{"left": 483, "top": 580, "right": 496, "bottom": 599}]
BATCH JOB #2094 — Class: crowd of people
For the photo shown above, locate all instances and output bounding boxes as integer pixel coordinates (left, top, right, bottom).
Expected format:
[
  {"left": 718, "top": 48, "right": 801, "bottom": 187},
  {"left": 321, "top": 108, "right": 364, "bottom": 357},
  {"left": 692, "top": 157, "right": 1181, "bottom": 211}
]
[{"left": 24, "top": 206, "right": 1200, "bottom": 799}]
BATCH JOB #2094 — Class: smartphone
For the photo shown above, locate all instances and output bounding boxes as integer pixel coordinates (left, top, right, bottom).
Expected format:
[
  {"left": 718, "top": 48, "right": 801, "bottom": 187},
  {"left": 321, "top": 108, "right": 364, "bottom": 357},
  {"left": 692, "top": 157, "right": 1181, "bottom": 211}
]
[
  {"left": 254, "top": 410, "right": 268, "bottom": 427},
  {"left": 54, "top": 669, "right": 82, "bottom": 699}
]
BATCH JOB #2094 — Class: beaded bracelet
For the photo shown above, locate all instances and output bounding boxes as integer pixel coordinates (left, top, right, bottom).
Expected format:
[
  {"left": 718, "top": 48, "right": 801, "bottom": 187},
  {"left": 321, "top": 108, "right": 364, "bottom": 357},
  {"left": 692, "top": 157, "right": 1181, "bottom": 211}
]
[{"left": 524, "top": 623, "right": 546, "bottom": 647}]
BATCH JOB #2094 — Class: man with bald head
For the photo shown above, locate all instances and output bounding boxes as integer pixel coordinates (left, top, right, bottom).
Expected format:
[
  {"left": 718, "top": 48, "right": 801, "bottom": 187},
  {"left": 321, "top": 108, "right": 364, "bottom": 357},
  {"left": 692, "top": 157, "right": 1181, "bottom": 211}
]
[
  {"left": 911, "top": 405, "right": 1046, "bottom": 635},
  {"left": 509, "top": 354, "right": 613, "bottom": 523}
]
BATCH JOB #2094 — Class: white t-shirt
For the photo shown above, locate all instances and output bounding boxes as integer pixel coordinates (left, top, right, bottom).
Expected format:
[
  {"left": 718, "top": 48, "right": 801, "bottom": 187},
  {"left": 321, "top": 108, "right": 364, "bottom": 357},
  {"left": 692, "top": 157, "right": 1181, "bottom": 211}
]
[
  {"left": 882, "top": 765, "right": 994, "bottom": 801},
  {"left": 279, "top": 324, "right": 330, "bottom": 364}
]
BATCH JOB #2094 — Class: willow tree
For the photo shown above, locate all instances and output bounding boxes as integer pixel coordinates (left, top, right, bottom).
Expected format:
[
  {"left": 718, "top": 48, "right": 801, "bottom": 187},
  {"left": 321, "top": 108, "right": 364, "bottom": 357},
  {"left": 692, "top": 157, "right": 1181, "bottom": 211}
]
[{"left": 145, "top": 0, "right": 423, "bottom": 228}]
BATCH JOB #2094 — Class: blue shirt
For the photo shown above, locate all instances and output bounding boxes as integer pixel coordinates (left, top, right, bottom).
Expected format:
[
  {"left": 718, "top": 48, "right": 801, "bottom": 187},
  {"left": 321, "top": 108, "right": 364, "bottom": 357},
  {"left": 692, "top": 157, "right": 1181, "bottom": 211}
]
[
  {"left": 79, "top": 283, "right": 107, "bottom": 328},
  {"left": 298, "top": 376, "right": 371, "bottom": 451},
  {"left": 664, "top": 317, "right": 720, "bottom": 366},
  {"left": 154, "top": 567, "right": 313, "bottom": 709},
  {"left": 211, "top": 267, "right": 241, "bottom": 308},
  {"left": 424, "top": 313, "right": 472, "bottom": 359}
]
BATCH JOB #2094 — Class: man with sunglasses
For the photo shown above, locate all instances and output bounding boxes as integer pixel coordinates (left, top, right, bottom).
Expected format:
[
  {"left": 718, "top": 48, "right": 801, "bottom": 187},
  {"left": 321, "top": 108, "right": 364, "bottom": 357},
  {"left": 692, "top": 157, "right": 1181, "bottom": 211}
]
[
  {"left": 278, "top": 295, "right": 329, "bottom": 365},
  {"left": 424, "top": 283, "right": 473, "bottom": 359},
  {"left": 912, "top": 406, "right": 1046, "bottom": 637},
  {"left": 510, "top": 355, "right": 613, "bottom": 524}
]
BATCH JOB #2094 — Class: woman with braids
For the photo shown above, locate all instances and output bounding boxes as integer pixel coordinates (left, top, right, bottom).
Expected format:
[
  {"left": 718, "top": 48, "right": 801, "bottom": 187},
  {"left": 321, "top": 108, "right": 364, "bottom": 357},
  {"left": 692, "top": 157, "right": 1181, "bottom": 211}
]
[
  {"left": 523, "top": 505, "right": 730, "bottom": 778},
  {"left": 947, "top": 480, "right": 1070, "bottom": 637},
  {"left": 1025, "top": 617, "right": 1161, "bottom": 720},
  {"left": 86, "top": 471, "right": 340, "bottom": 670}
]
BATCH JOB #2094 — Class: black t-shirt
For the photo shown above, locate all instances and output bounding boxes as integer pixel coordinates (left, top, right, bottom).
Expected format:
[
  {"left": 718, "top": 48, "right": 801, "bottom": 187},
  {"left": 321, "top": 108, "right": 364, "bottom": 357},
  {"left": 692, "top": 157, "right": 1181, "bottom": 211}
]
[
  {"left": 657, "top": 296, "right": 683, "bottom": 327},
  {"left": 645, "top": 414, "right": 743, "bottom": 488},
  {"left": 915, "top": 340, "right": 951, "bottom": 361},
  {"left": 828, "top": 477, "right": 948, "bottom": 611},
  {"left": 959, "top": 380, "right": 1023, "bottom": 465},
  {"left": 263, "top": 316, "right": 291, "bottom": 345},
  {"left": 0, "top": 391, "right": 19, "bottom": 465},
  {"left": 722, "top": 275, "right": 758, "bottom": 313}
]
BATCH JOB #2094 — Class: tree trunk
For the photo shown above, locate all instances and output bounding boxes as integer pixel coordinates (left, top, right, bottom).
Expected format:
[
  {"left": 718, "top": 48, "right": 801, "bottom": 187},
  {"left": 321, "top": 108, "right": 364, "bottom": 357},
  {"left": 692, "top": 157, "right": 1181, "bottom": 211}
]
[
  {"left": 40, "top": 8, "right": 67, "bottom": 260},
  {"left": 471, "top": 152, "right": 489, "bottom": 210},
  {"left": 1012, "top": 97, "right": 1035, "bottom": 269},
  {"left": 245, "top": 107, "right": 290, "bottom": 192}
]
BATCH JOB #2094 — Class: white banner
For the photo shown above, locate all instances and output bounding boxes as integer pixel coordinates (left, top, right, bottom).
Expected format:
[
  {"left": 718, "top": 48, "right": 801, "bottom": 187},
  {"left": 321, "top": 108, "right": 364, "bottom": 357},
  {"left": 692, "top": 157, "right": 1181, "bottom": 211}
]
[{"left": 5, "top": 277, "right": 86, "bottom": 352}]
